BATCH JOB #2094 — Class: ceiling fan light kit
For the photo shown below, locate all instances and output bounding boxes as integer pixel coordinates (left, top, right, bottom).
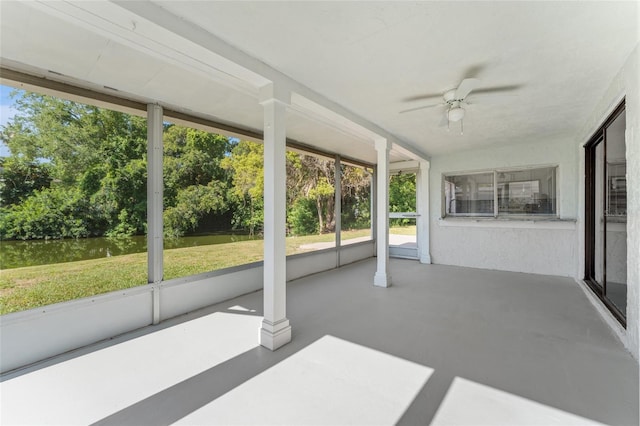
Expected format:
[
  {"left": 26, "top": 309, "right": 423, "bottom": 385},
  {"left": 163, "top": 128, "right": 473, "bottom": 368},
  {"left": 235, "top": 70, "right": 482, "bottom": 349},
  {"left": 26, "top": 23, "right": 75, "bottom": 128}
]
[{"left": 448, "top": 106, "right": 465, "bottom": 122}]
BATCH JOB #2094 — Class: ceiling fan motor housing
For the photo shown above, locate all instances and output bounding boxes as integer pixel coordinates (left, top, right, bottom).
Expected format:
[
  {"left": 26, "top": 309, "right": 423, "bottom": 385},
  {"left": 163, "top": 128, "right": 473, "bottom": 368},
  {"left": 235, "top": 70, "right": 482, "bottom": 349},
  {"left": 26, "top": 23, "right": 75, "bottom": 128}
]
[{"left": 443, "top": 89, "right": 457, "bottom": 102}]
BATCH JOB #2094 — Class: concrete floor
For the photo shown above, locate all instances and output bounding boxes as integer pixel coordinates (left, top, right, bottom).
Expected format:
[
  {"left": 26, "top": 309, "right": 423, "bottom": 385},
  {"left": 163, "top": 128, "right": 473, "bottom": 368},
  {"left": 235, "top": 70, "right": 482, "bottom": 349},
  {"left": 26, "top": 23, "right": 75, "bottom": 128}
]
[{"left": 2, "top": 258, "right": 638, "bottom": 425}]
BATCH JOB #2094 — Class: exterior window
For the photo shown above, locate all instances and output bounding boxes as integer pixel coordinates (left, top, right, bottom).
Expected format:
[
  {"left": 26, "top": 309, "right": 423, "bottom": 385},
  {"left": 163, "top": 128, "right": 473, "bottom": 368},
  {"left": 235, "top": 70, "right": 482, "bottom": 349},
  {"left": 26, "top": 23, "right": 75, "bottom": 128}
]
[
  {"left": 162, "top": 125, "right": 265, "bottom": 282},
  {"left": 0, "top": 88, "right": 148, "bottom": 314},
  {"left": 340, "top": 163, "right": 372, "bottom": 246},
  {"left": 444, "top": 172, "right": 495, "bottom": 216},
  {"left": 286, "top": 152, "right": 337, "bottom": 253},
  {"left": 444, "top": 167, "right": 557, "bottom": 217}
]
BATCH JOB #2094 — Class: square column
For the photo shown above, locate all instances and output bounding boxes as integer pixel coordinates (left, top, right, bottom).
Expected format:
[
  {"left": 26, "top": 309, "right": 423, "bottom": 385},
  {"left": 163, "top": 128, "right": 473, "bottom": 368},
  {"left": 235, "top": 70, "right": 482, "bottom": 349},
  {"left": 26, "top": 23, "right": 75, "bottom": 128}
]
[
  {"left": 259, "top": 84, "right": 291, "bottom": 350},
  {"left": 417, "top": 160, "right": 432, "bottom": 264},
  {"left": 374, "top": 138, "right": 392, "bottom": 287}
]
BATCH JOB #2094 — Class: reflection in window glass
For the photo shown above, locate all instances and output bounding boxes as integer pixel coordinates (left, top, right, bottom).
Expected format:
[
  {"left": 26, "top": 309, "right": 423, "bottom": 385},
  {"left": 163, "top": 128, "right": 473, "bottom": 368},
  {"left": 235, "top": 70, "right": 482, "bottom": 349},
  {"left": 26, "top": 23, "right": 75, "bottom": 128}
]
[
  {"left": 497, "top": 167, "right": 556, "bottom": 215},
  {"left": 286, "top": 152, "right": 336, "bottom": 254},
  {"left": 444, "top": 173, "right": 494, "bottom": 216},
  {"left": 162, "top": 126, "right": 264, "bottom": 281},
  {"left": 341, "top": 164, "right": 372, "bottom": 245},
  {"left": 604, "top": 110, "right": 626, "bottom": 315},
  {"left": 0, "top": 88, "right": 147, "bottom": 314},
  {"left": 444, "top": 167, "right": 558, "bottom": 217}
]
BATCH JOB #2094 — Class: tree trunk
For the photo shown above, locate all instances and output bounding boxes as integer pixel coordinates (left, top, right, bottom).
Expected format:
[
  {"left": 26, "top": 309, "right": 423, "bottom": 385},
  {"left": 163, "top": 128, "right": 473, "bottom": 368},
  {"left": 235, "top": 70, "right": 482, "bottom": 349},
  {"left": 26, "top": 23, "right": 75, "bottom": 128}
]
[
  {"left": 316, "top": 197, "right": 324, "bottom": 234},
  {"left": 325, "top": 196, "right": 335, "bottom": 232}
]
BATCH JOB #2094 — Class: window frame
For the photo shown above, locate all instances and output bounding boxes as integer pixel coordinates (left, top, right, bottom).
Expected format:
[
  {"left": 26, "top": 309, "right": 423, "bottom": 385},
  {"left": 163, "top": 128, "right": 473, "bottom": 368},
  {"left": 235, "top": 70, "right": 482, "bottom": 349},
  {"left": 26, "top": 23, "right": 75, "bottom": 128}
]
[{"left": 443, "top": 165, "right": 559, "bottom": 219}]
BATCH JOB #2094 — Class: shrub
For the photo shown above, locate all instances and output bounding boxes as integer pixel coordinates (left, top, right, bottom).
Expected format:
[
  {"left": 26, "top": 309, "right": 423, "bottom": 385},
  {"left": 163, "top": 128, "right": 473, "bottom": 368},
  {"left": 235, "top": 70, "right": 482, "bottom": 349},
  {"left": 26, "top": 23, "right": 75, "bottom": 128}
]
[
  {"left": 0, "top": 187, "right": 97, "bottom": 240},
  {"left": 288, "top": 197, "right": 318, "bottom": 236}
]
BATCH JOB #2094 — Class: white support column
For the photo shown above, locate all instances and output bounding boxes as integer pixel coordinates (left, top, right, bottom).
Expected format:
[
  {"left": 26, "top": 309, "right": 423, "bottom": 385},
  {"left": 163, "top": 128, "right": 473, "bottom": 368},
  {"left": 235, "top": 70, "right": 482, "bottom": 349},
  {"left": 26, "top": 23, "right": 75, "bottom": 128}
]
[
  {"left": 417, "top": 160, "right": 432, "bottom": 264},
  {"left": 374, "top": 138, "right": 392, "bottom": 287},
  {"left": 335, "top": 155, "right": 342, "bottom": 266},
  {"left": 371, "top": 166, "right": 377, "bottom": 241},
  {"left": 147, "top": 103, "right": 163, "bottom": 324},
  {"left": 259, "top": 83, "right": 291, "bottom": 350}
]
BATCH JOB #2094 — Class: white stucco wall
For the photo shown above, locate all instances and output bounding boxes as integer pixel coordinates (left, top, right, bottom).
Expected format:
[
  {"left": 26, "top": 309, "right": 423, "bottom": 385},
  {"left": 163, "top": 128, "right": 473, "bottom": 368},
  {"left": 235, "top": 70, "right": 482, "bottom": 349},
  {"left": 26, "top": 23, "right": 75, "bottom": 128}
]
[
  {"left": 430, "top": 136, "right": 578, "bottom": 277},
  {"left": 576, "top": 45, "right": 639, "bottom": 361}
]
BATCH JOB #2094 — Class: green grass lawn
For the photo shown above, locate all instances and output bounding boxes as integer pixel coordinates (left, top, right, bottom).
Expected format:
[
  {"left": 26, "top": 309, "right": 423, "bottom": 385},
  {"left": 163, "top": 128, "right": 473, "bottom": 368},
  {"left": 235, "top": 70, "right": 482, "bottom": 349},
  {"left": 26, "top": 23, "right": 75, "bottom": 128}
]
[{"left": 0, "top": 226, "right": 413, "bottom": 315}]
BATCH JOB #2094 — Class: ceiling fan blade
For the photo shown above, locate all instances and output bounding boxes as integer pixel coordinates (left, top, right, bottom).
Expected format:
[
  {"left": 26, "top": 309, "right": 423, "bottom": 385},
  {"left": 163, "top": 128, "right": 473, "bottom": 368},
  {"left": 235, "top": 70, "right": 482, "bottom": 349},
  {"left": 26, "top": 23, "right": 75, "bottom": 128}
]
[
  {"left": 460, "top": 63, "right": 486, "bottom": 81},
  {"left": 399, "top": 104, "right": 442, "bottom": 114},
  {"left": 472, "top": 84, "right": 522, "bottom": 95},
  {"left": 455, "top": 78, "right": 480, "bottom": 100},
  {"left": 402, "top": 93, "right": 443, "bottom": 102}
]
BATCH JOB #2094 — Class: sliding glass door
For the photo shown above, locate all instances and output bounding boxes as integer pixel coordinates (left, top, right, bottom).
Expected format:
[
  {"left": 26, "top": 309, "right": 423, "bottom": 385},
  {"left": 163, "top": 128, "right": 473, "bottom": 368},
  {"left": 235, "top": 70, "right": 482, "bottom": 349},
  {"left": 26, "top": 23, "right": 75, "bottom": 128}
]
[{"left": 585, "top": 100, "right": 627, "bottom": 325}]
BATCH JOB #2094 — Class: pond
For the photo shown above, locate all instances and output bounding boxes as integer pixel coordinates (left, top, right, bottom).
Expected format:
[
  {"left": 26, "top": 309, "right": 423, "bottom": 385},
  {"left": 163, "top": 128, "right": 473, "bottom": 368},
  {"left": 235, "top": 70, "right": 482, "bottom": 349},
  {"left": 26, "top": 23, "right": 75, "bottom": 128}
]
[{"left": 0, "top": 233, "right": 260, "bottom": 270}]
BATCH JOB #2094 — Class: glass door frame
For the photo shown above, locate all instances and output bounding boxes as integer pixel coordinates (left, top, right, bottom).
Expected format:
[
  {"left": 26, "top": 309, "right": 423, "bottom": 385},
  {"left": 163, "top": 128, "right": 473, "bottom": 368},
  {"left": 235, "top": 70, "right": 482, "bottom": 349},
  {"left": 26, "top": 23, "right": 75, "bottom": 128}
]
[
  {"left": 389, "top": 212, "right": 419, "bottom": 259},
  {"left": 388, "top": 166, "right": 419, "bottom": 259},
  {"left": 584, "top": 99, "right": 626, "bottom": 327}
]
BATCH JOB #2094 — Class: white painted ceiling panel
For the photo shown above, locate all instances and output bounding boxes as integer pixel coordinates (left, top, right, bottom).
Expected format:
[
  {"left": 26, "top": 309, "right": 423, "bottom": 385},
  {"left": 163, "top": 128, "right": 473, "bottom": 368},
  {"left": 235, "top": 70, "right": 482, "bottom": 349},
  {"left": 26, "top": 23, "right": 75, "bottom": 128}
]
[
  {"left": 286, "top": 109, "right": 378, "bottom": 164},
  {"left": 87, "top": 41, "right": 167, "bottom": 91},
  {"left": 0, "top": 1, "right": 108, "bottom": 79}
]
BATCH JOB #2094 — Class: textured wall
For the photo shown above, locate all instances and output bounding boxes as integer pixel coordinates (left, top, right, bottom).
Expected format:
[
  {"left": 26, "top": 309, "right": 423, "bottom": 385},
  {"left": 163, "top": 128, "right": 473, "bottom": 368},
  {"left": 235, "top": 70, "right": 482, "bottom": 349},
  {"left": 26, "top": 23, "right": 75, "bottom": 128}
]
[
  {"left": 430, "top": 136, "right": 579, "bottom": 277},
  {"left": 626, "top": 46, "right": 640, "bottom": 362},
  {"left": 433, "top": 222, "right": 576, "bottom": 277}
]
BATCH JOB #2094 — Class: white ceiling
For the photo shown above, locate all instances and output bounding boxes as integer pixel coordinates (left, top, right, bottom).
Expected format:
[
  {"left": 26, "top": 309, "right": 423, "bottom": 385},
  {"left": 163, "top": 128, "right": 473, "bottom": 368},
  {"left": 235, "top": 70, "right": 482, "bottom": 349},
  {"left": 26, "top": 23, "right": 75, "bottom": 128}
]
[{"left": 1, "top": 1, "right": 638, "bottom": 162}]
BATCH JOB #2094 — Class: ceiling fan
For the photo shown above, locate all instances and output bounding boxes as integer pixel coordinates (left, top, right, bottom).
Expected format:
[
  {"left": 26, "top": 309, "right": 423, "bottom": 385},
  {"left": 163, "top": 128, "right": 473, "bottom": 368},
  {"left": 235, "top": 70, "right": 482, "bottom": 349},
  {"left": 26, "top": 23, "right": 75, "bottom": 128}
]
[{"left": 400, "top": 78, "right": 521, "bottom": 134}]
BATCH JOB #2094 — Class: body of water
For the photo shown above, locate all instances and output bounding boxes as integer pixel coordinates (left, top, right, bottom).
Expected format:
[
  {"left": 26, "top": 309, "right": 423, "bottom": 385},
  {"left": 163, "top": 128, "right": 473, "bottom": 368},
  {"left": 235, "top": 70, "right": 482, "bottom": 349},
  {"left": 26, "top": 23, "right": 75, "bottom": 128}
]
[{"left": 0, "top": 233, "right": 260, "bottom": 270}]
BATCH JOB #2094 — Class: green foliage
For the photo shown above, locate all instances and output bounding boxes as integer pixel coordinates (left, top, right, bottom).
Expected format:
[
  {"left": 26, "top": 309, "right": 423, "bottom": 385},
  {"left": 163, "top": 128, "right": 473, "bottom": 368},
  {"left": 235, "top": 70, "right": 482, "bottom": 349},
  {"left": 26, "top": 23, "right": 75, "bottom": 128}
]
[
  {"left": 163, "top": 125, "right": 233, "bottom": 200},
  {"left": 289, "top": 197, "right": 319, "bottom": 235},
  {"left": 1, "top": 92, "right": 146, "bottom": 186},
  {"left": 0, "top": 157, "right": 51, "bottom": 206},
  {"left": 0, "top": 88, "right": 375, "bottom": 246},
  {"left": 0, "top": 90, "right": 149, "bottom": 238},
  {"left": 287, "top": 153, "right": 337, "bottom": 234},
  {"left": 95, "top": 158, "right": 147, "bottom": 237},
  {"left": 389, "top": 173, "right": 417, "bottom": 226},
  {"left": 0, "top": 186, "right": 98, "bottom": 240},
  {"left": 341, "top": 165, "right": 371, "bottom": 230},
  {"left": 307, "top": 176, "right": 334, "bottom": 199},
  {"left": 221, "top": 141, "right": 264, "bottom": 235},
  {"left": 164, "top": 182, "right": 227, "bottom": 238}
]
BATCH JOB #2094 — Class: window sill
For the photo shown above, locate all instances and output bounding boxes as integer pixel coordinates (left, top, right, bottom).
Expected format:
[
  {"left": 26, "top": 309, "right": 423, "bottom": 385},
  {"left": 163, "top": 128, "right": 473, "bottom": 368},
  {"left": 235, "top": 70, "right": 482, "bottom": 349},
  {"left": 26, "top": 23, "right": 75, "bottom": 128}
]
[{"left": 438, "top": 217, "right": 576, "bottom": 230}]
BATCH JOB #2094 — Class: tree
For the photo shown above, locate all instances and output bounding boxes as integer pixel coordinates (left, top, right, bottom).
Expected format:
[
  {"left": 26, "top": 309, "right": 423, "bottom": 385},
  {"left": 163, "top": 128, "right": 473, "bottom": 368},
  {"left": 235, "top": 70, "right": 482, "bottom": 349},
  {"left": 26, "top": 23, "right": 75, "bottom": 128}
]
[
  {"left": 221, "top": 140, "right": 264, "bottom": 235},
  {"left": 0, "top": 90, "right": 149, "bottom": 238},
  {"left": 164, "top": 182, "right": 227, "bottom": 238},
  {"left": 0, "top": 186, "right": 98, "bottom": 240},
  {"left": 0, "top": 92, "right": 140, "bottom": 186},
  {"left": 163, "top": 125, "right": 235, "bottom": 237},
  {"left": 389, "top": 173, "right": 416, "bottom": 226},
  {"left": 287, "top": 153, "right": 336, "bottom": 234},
  {"left": 163, "top": 125, "right": 233, "bottom": 200},
  {"left": 340, "top": 165, "right": 372, "bottom": 230},
  {"left": 0, "top": 157, "right": 51, "bottom": 207}
]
